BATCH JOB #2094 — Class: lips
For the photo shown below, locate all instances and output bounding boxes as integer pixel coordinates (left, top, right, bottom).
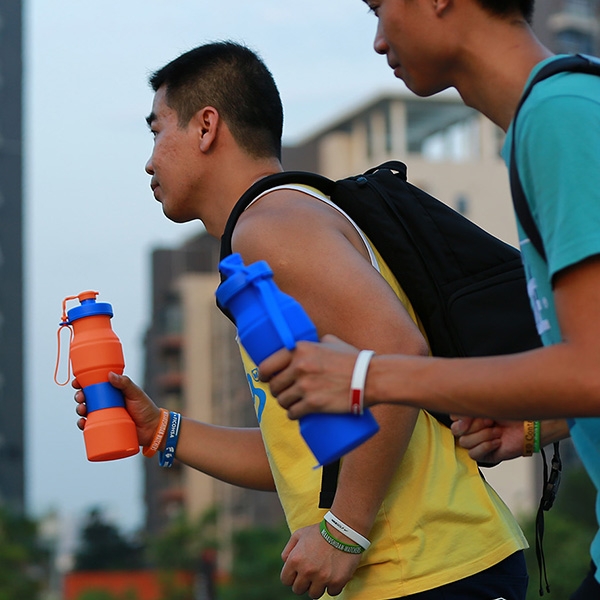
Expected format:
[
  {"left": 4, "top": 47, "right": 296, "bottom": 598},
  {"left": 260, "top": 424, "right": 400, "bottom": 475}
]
[
  {"left": 150, "top": 181, "right": 161, "bottom": 201},
  {"left": 390, "top": 63, "right": 404, "bottom": 79}
]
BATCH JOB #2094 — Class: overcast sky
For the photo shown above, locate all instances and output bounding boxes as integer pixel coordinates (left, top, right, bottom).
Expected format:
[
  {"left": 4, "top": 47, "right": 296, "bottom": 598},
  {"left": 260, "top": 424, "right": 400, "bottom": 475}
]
[{"left": 25, "top": 0, "right": 402, "bottom": 538}]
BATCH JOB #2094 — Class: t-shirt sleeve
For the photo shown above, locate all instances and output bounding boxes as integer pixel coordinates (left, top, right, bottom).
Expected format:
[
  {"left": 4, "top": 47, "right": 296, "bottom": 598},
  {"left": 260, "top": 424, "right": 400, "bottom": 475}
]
[{"left": 518, "top": 93, "right": 600, "bottom": 279}]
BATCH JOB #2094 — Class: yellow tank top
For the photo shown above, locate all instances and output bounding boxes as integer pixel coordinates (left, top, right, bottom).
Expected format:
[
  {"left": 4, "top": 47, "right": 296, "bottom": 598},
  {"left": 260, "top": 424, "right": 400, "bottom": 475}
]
[{"left": 236, "top": 196, "right": 527, "bottom": 598}]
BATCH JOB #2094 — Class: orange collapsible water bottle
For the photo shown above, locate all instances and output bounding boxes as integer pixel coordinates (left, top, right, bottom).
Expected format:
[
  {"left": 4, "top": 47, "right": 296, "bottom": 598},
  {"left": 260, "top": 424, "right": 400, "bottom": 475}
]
[{"left": 55, "top": 291, "right": 139, "bottom": 461}]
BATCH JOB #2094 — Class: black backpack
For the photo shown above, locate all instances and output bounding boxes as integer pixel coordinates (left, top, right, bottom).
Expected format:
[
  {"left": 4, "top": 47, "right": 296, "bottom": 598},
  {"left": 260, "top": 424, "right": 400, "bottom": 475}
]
[
  {"left": 219, "top": 160, "right": 542, "bottom": 506},
  {"left": 221, "top": 161, "right": 541, "bottom": 363}
]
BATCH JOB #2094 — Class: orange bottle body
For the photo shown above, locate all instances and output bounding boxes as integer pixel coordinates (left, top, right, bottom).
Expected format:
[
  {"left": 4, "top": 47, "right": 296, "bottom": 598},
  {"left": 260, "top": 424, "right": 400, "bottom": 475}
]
[
  {"left": 70, "top": 314, "right": 125, "bottom": 387},
  {"left": 62, "top": 292, "right": 139, "bottom": 462}
]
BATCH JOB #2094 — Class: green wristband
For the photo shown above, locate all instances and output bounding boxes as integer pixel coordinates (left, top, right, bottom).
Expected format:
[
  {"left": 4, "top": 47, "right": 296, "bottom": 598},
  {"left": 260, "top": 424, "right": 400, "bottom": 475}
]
[
  {"left": 319, "top": 520, "right": 364, "bottom": 554},
  {"left": 533, "top": 421, "right": 541, "bottom": 453}
]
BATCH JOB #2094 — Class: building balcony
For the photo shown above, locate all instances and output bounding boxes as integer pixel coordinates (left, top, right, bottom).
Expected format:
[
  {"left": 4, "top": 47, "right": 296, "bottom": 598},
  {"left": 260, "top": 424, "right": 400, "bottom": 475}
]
[
  {"left": 548, "top": 10, "right": 600, "bottom": 36},
  {"left": 157, "top": 333, "right": 183, "bottom": 353},
  {"left": 155, "top": 371, "right": 184, "bottom": 393}
]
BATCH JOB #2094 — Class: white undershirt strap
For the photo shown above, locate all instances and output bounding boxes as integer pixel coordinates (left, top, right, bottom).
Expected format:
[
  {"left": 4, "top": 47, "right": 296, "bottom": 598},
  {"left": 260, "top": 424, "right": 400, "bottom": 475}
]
[{"left": 246, "top": 184, "right": 380, "bottom": 272}]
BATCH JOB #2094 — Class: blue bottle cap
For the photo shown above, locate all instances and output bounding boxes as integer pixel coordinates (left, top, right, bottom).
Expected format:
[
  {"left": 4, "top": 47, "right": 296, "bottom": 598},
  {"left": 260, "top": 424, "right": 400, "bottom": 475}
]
[
  {"left": 216, "top": 255, "right": 273, "bottom": 307},
  {"left": 67, "top": 297, "right": 114, "bottom": 323}
]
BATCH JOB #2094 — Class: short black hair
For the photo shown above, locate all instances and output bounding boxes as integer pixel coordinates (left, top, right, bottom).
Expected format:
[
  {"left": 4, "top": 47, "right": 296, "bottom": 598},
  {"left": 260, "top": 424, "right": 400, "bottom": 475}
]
[
  {"left": 477, "top": 0, "right": 535, "bottom": 24},
  {"left": 149, "top": 41, "right": 283, "bottom": 160}
]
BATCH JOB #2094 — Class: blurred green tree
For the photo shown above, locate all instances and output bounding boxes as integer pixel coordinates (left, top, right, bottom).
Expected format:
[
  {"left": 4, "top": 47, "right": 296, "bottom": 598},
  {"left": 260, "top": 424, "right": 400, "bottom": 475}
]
[
  {"left": 73, "top": 507, "right": 145, "bottom": 571},
  {"left": 0, "top": 507, "right": 46, "bottom": 599},
  {"left": 219, "top": 520, "right": 309, "bottom": 600}
]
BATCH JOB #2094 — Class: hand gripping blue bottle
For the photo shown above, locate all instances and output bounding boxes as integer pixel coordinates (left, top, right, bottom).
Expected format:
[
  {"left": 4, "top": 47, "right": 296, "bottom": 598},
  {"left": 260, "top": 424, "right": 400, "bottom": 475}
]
[{"left": 216, "top": 253, "right": 379, "bottom": 466}]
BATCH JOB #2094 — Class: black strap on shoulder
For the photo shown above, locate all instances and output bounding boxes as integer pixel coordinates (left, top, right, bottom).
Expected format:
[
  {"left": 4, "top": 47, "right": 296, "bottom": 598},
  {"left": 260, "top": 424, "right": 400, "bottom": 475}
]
[
  {"left": 218, "top": 170, "right": 336, "bottom": 322},
  {"left": 510, "top": 54, "right": 600, "bottom": 261}
]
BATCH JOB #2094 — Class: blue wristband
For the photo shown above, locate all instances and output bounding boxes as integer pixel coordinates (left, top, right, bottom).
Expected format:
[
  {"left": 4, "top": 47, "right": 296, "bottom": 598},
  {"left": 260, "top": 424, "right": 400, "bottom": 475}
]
[{"left": 159, "top": 412, "right": 181, "bottom": 468}]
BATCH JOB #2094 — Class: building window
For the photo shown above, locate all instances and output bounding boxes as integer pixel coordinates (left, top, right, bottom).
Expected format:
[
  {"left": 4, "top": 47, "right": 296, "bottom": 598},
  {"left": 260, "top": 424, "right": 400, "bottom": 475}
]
[
  {"left": 421, "top": 117, "right": 480, "bottom": 162},
  {"left": 163, "top": 296, "right": 182, "bottom": 334},
  {"left": 556, "top": 29, "right": 595, "bottom": 53}
]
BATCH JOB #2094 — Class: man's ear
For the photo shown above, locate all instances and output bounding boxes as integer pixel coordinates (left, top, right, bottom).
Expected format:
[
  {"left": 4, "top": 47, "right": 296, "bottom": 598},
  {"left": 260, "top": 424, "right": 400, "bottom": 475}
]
[
  {"left": 433, "top": 0, "right": 451, "bottom": 16},
  {"left": 195, "top": 106, "right": 220, "bottom": 152}
]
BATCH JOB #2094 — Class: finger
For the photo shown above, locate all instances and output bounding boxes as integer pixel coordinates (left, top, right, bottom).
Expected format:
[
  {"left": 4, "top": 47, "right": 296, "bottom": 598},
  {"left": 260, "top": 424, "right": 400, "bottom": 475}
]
[
  {"left": 468, "top": 440, "right": 501, "bottom": 463},
  {"left": 74, "top": 389, "right": 86, "bottom": 405},
  {"left": 258, "top": 348, "right": 293, "bottom": 382},
  {"left": 71, "top": 377, "right": 82, "bottom": 390},
  {"left": 292, "top": 576, "right": 311, "bottom": 597},
  {"left": 269, "top": 371, "right": 301, "bottom": 403},
  {"left": 308, "top": 583, "right": 327, "bottom": 599},
  {"left": 75, "top": 401, "right": 88, "bottom": 417},
  {"left": 451, "top": 417, "right": 494, "bottom": 437},
  {"left": 288, "top": 402, "right": 306, "bottom": 421},
  {"left": 108, "top": 371, "right": 133, "bottom": 390},
  {"left": 280, "top": 562, "right": 297, "bottom": 588},
  {"left": 464, "top": 439, "right": 501, "bottom": 462},
  {"left": 76, "top": 417, "right": 86, "bottom": 432},
  {"left": 457, "top": 425, "right": 501, "bottom": 450}
]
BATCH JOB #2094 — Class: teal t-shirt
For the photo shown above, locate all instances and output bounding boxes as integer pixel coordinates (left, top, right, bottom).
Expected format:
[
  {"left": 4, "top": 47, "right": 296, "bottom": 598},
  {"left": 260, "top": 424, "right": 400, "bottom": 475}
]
[{"left": 502, "top": 55, "right": 600, "bottom": 580}]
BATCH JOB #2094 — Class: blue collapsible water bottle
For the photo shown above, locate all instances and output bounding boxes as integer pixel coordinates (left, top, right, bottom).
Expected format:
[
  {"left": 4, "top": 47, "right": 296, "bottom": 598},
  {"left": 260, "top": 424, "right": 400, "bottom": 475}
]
[{"left": 216, "top": 253, "right": 380, "bottom": 466}]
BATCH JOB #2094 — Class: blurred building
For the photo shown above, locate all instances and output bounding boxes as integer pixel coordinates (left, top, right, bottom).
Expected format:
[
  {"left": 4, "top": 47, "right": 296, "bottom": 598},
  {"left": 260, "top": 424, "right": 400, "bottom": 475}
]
[
  {"left": 532, "top": 0, "right": 600, "bottom": 55},
  {"left": 0, "top": 0, "right": 25, "bottom": 514},
  {"left": 142, "top": 233, "right": 285, "bottom": 572}
]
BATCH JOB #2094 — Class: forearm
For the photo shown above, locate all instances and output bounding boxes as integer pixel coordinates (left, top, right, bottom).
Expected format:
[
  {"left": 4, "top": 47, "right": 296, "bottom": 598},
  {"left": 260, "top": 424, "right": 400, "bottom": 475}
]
[
  {"left": 329, "top": 404, "right": 418, "bottom": 537},
  {"left": 163, "top": 418, "right": 276, "bottom": 491},
  {"left": 368, "top": 343, "right": 600, "bottom": 420},
  {"left": 540, "top": 419, "right": 570, "bottom": 446}
]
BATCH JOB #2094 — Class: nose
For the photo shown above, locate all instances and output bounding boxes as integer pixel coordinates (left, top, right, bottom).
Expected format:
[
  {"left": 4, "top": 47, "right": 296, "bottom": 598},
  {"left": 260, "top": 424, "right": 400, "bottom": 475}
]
[
  {"left": 145, "top": 155, "right": 154, "bottom": 176},
  {"left": 373, "top": 20, "right": 388, "bottom": 55}
]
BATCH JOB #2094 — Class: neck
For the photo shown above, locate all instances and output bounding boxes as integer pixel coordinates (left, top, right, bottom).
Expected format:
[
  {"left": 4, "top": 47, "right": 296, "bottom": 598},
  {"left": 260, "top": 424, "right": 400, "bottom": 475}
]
[
  {"left": 449, "top": 14, "right": 553, "bottom": 131},
  {"left": 202, "top": 154, "right": 283, "bottom": 238}
]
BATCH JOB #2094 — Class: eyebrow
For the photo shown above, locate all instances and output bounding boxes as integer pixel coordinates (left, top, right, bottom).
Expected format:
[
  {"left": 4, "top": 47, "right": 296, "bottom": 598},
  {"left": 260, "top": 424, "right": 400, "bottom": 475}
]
[{"left": 145, "top": 112, "right": 156, "bottom": 128}]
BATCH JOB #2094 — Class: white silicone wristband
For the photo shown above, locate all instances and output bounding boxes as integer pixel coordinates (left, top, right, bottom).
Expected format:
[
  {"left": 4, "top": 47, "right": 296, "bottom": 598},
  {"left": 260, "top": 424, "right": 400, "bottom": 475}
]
[
  {"left": 349, "top": 350, "right": 375, "bottom": 415},
  {"left": 324, "top": 511, "right": 371, "bottom": 550}
]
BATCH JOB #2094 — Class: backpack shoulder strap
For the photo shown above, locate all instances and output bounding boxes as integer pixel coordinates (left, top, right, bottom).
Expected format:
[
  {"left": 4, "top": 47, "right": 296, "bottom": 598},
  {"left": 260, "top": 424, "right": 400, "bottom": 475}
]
[
  {"left": 219, "top": 171, "right": 335, "bottom": 264},
  {"left": 509, "top": 54, "right": 600, "bottom": 261}
]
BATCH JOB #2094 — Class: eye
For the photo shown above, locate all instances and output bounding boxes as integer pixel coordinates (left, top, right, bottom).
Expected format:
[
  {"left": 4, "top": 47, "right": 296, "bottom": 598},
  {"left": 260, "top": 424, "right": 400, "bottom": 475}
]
[{"left": 366, "top": 1, "right": 379, "bottom": 16}]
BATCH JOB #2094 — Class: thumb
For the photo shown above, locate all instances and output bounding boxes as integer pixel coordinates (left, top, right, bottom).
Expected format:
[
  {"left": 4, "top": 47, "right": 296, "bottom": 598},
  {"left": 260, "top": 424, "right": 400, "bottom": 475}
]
[{"left": 108, "top": 372, "right": 137, "bottom": 392}]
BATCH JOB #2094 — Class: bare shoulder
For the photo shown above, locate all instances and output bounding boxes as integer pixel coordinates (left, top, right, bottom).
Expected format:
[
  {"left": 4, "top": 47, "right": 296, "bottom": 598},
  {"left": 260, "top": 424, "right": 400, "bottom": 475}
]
[{"left": 231, "top": 186, "right": 367, "bottom": 268}]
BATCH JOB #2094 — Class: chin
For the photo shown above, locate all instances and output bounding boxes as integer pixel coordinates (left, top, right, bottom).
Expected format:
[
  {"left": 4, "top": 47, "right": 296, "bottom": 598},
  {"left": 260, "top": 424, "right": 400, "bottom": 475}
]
[
  {"left": 406, "top": 81, "right": 450, "bottom": 98},
  {"left": 162, "top": 206, "right": 196, "bottom": 225}
]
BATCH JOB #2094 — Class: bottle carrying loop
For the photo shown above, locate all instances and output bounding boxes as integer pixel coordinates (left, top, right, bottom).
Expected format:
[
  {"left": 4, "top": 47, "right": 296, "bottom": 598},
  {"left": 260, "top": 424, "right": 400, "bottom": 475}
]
[
  {"left": 53, "top": 293, "right": 83, "bottom": 386},
  {"left": 54, "top": 322, "right": 74, "bottom": 386}
]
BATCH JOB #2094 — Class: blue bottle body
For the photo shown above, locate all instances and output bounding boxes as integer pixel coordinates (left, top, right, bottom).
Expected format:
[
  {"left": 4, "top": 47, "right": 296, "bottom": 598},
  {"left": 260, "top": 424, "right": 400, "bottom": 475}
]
[{"left": 217, "top": 254, "right": 379, "bottom": 465}]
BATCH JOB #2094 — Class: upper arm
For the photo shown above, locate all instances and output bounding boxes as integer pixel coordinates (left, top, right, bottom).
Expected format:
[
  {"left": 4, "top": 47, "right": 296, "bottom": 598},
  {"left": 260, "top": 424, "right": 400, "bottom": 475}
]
[
  {"left": 231, "top": 190, "right": 428, "bottom": 357},
  {"left": 232, "top": 190, "right": 425, "bottom": 515}
]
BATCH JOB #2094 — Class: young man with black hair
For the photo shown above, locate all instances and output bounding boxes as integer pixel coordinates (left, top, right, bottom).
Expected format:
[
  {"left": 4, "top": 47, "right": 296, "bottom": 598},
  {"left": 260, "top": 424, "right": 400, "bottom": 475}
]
[
  {"left": 259, "top": 2, "right": 600, "bottom": 598},
  {"left": 76, "top": 41, "right": 530, "bottom": 599}
]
